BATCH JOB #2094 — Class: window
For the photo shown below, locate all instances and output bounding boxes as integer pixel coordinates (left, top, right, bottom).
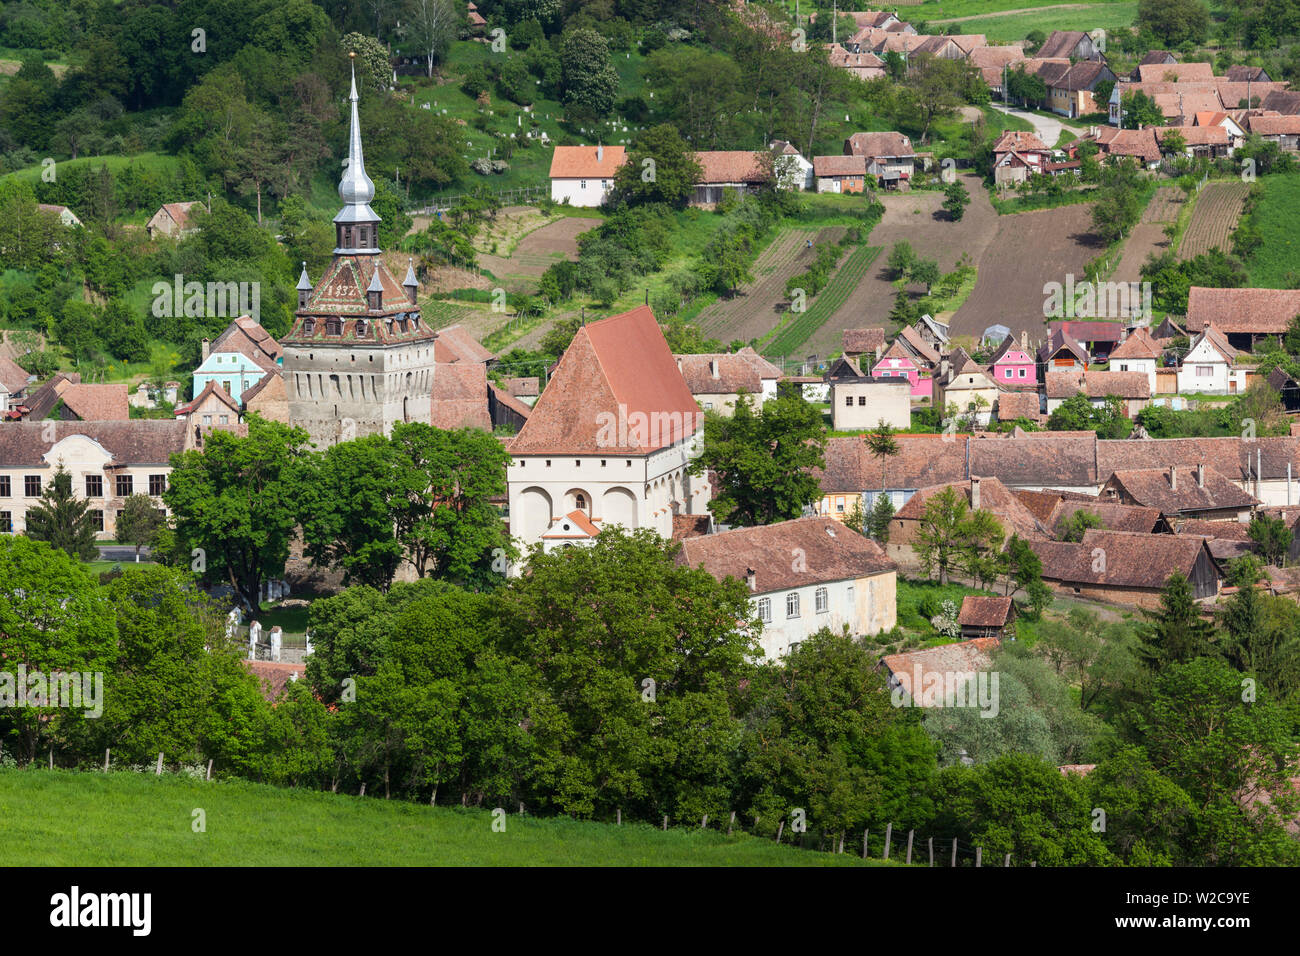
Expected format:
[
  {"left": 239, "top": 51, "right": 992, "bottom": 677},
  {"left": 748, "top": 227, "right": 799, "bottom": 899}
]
[
  {"left": 1118, "top": 363, "right": 1128, "bottom": 371},
  {"left": 786, "top": 592, "right": 800, "bottom": 618},
  {"left": 116, "top": 474, "right": 133, "bottom": 497},
  {"left": 757, "top": 597, "right": 772, "bottom": 623},
  {"left": 844, "top": 396, "right": 853, "bottom": 406},
  {"left": 85, "top": 475, "right": 102, "bottom": 498},
  {"left": 580, "top": 180, "right": 587, "bottom": 189},
  {"left": 219, "top": 415, "right": 228, "bottom": 425},
  {"left": 203, "top": 415, "right": 212, "bottom": 425},
  {"left": 326, "top": 318, "right": 342, "bottom": 335},
  {"left": 0, "top": 476, "right": 8, "bottom": 497},
  {"left": 0, "top": 511, "right": 9, "bottom": 533},
  {"left": 89, "top": 509, "right": 103, "bottom": 533},
  {"left": 24, "top": 475, "right": 40, "bottom": 497},
  {"left": 815, "top": 587, "right": 829, "bottom": 613},
  {"left": 1017, "top": 368, "right": 1026, "bottom": 378},
  {"left": 857, "top": 396, "right": 867, "bottom": 406},
  {"left": 575, "top": 493, "right": 586, "bottom": 510},
  {"left": 149, "top": 474, "right": 166, "bottom": 496},
  {"left": 1197, "top": 366, "right": 1212, "bottom": 377}
]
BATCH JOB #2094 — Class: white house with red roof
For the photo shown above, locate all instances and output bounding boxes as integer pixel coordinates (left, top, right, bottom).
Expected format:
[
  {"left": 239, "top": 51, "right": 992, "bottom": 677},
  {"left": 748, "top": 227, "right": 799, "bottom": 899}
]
[
  {"left": 548, "top": 144, "right": 627, "bottom": 207},
  {"left": 505, "top": 305, "right": 712, "bottom": 555}
]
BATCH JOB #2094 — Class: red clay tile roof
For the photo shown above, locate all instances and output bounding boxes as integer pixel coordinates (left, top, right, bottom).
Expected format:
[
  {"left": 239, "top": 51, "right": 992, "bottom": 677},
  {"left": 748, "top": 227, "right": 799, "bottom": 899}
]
[
  {"left": 897, "top": 325, "right": 940, "bottom": 366},
  {"left": 542, "top": 509, "right": 601, "bottom": 538},
  {"left": 548, "top": 145, "right": 627, "bottom": 179},
  {"left": 813, "top": 155, "right": 868, "bottom": 177},
  {"left": 894, "top": 476, "right": 1049, "bottom": 540},
  {"left": 1108, "top": 327, "right": 1162, "bottom": 360},
  {"left": 694, "top": 150, "right": 769, "bottom": 184},
  {"left": 1138, "top": 62, "right": 1215, "bottom": 83},
  {"left": 816, "top": 434, "right": 969, "bottom": 493},
  {"left": 1156, "top": 124, "right": 1230, "bottom": 146},
  {"left": 969, "top": 434, "right": 1098, "bottom": 488},
  {"left": 1248, "top": 114, "right": 1300, "bottom": 135},
  {"left": 1031, "top": 528, "right": 1218, "bottom": 589},
  {"left": 1035, "top": 30, "right": 1088, "bottom": 58},
  {"left": 504, "top": 376, "right": 539, "bottom": 397},
  {"left": 509, "top": 306, "right": 699, "bottom": 455},
  {"left": 678, "top": 516, "right": 896, "bottom": 593},
  {"left": 429, "top": 362, "right": 491, "bottom": 431},
  {"left": 56, "top": 383, "right": 130, "bottom": 421},
  {"left": 174, "top": 379, "right": 242, "bottom": 417},
  {"left": 433, "top": 323, "right": 495, "bottom": 364},
  {"left": 0, "top": 355, "right": 29, "bottom": 394},
  {"left": 958, "top": 595, "right": 1013, "bottom": 627},
  {"left": 1046, "top": 369, "right": 1150, "bottom": 400},
  {"left": 1048, "top": 499, "right": 1161, "bottom": 536},
  {"left": 243, "top": 660, "right": 306, "bottom": 702},
  {"left": 992, "top": 129, "right": 1050, "bottom": 155},
  {"left": 997, "top": 391, "right": 1043, "bottom": 422},
  {"left": 844, "top": 131, "right": 915, "bottom": 159},
  {"left": 675, "top": 352, "right": 769, "bottom": 395},
  {"left": 0, "top": 420, "right": 189, "bottom": 466},
  {"left": 1049, "top": 320, "right": 1125, "bottom": 343},
  {"left": 1102, "top": 466, "right": 1260, "bottom": 513},
  {"left": 1184, "top": 286, "right": 1300, "bottom": 334},
  {"left": 671, "top": 514, "right": 711, "bottom": 540},
  {"left": 880, "top": 638, "right": 1000, "bottom": 697},
  {"left": 1097, "top": 435, "right": 1300, "bottom": 482}
]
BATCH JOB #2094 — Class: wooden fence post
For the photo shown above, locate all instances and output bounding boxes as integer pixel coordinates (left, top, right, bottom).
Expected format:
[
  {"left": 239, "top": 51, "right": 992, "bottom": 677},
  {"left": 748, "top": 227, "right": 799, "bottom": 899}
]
[
  {"left": 883, "top": 823, "right": 892, "bottom": 860},
  {"left": 360, "top": 782, "right": 366, "bottom": 796},
  {"left": 776, "top": 820, "right": 784, "bottom": 843},
  {"left": 662, "top": 814, "right": 668, "bottom": 831},
  {"left": 906, "top": 830, "right": 914, "bottom": 865},
  {"left": 976, "top": 846, "right": 982, "bottom": 867},
  {"left": 616, "top": 808, "right": 621, "bottom": 826},
  {"left": 1004, "top": 853, "right": 1011, "bottom": 867},
  {"left": 49, "top": 749, "right": 53, "bottom": 770},
  {"left": 928, "top": 836, "right": 934, "bottom": 867},
  {"left": 862, "top": 830, "right": 869, "bottom": 859},
  {"left": 951, "top": 838, "right": 957, "bottom": 867},
  {"left": 701, "top": 814, "right": 708, "bottom": 829},
  {"left": 728, "top": 811, "right": 735, "bottom": 836},
  {"left": 104, "top": 749, "right": 110, "bottom": 772},
  {"left": 206, "top": 758, "right": 213, "bottom": 781},
  {"left": 155, "top": 752, "right": 163, "bottom": 775}
]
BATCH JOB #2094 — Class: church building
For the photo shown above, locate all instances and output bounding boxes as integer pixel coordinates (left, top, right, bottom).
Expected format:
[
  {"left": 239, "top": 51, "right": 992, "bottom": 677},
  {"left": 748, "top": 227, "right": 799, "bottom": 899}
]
[
  {"left": 506, "top": 306, "right": 712, "bottom": 554},
  {"left": 282, "top": 57, "right": 437, "bottom": 448}
]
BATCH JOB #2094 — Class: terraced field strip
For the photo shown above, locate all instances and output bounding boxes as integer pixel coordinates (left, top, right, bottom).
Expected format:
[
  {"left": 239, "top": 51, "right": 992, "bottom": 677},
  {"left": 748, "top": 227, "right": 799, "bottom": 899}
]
[
  {"left": 1140, "top": 186, "right": 1184, "bottom": 224},
  {"left": 763, "top": 245, "right": 883, "bottom": 359},
  {"left": 696, "top": 227, "right": 843, "bottom": 343},
  {"left": 1179, "top": 181, "right": 1250, "bottom": 260}
]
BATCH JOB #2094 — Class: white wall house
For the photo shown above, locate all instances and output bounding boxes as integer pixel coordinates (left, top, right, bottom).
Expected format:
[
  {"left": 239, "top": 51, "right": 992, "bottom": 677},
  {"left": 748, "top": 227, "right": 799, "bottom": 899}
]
[
  {"left": 1177, "top": 326, "right": 1248, "bottom": 394},
  {"left": 548, "top": 145, "right": 627, "bottom": 207},
  {"left": 832, "top": 378, "right": 911, "bottom": 430},
  {"left": 677, "top": 517, "right": 898, "bottom": 660}
]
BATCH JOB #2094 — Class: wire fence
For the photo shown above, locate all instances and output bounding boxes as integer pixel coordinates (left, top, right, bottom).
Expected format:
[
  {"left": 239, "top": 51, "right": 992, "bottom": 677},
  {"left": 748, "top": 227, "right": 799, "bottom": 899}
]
[{"left": 408, "top": 184, "right": 549, "bottom": 216}]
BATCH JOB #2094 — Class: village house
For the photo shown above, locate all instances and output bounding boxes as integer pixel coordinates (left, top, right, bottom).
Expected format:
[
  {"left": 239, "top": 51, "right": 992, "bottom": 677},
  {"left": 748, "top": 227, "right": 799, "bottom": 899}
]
[
  {"left": 991, "top": 129, "right": 1055, "bottom": 185},
  {"left": 1068, "top": 126, "right": 1161, "bottom": 167},
  {"left": 1184, "top": 286, "right": 1300, "bottom": 351},
  {"left": 1156, "top": 124, "right": 1232, "bottom": 159},
  {"left": 1097, "top": 436, "right": 1300, "bottom": 508},
  {"left": 1048, "top": 321, "right": 1125, "bottom": 359},
  {"left": 969, "top": 433, "right": 1102, "bottom": 495},
  {"left": 0, "top": 420, "right": 192, "bottom": 537},
  {"left": 958, "top": 595, "right": 1016, "bottom": 641},
  {"left": 0, "top": 356, "right": 32, "bottom": 414},
  {"left": 1247, "top": 113, "right": 1300, "bottom": 148},
  {"left": 934, "top": 351, "right": 999, "bottom": 426},
  {"left": 1176, "top": 324, "right": 1250, "bottom": 394},
  {"left": 548, "top": 144, "right": 626, "bottom": 207},
  {"left": 173, "top": 379, "right": 243, "bottom": 445},
  {"left": 871, "top": 340, "right": 931, "bottom": 399},
  {"left": 813, "top": 154, "right": 869, "bottom": 193},
  {"left": 1269, "top": 367, "right": 1300, "bottom": 412},
  {"left": 1047, "top": 498, "right": 1163, "bottom": 537},
  {"left": 1100, "top": 464, "right": 1260, "bottom": 521},
  {"left": 428, "top": 362, "right": 494, "bottom": 432},
  {"left": 1045, "top": 60, "right": 1117, "bottom": 119},
  {"left": 825, "top": 356, "right": 910, "bottom": 430},
  {"left": 1108, "top": 327, "right": 1163, "bottom": 393},
  {"left": 692, "top": 151, "right": 772, "bottom": 206},
  {"left": 1193, "top": 110, "right": 1247, "bottom": 149},
  {"left": 887, "top": 475, "right": 1048, "bottom": 566},
  {"left": 816, "top": 433, "right": 970, "bottom": 518},
  {"left": 914, "top": 314, "right": 950, "bottom": 352},
  {"left": 146, "top": 201, "right": 202, "bottom": 239},
  {"left": 997, "top": 391, "right": 1045, "bottom": 425},
  {"left": 1168, "top": 516, "right": 1257, "bottom": 562},
  {"left": 1044, "top": 369, "right": 1151, "bottom": 417},
  {"left": 1037, "top": 327, "right": 1090, "bottom": 375},
  {"left": 971, "top": 45, "right": 1028, "bottom": 95},
  {"left": 826, "top": 44, "right": 887, "bottom": 81},
  {"left": 770, "top": 140, "right": 814, "bottom": 190},
  {"left": 677, "top": 516, "right": 898, "bottom": 659},
  {"left": 987, "top": 334, "right": 1037, "bottom": 388},
  {"left": 896, "top": 323, "right": 942, "bottom": 370},
  {"left": 1036, "top": 30, "right": 1104, "bottom": 61},
  {"left": 842, "top": 328, "right": 886, "bottom": 362},
  {"left": 1133, "top": 50, "right": 1178, "bottom": 76},
  {"left": 1030, "top": 529, "right": 1222, "bottom": 607},
  {"left": 505, "top": 305, "right": 711, "bottom": 554},
  {"left": 37, "top": 203, "right": 82, "bottom": 228},
  {"left": 1227, "top": 64, "right": 1273, "bottom": 83},
  {"left": 192, "top": 315, "right": 282, "bottom": 404},
  {"left": 21, "top": 375, "right": 129, "bottom": 422},
  {"left": 240, "top": 368, "right": 288, "bottom": 423},
  {"left": 843, "top": 131, "right": 916, "bottom": 188},
  {"left": 675, "top": 348, "right": 780, "bottom": 414}
]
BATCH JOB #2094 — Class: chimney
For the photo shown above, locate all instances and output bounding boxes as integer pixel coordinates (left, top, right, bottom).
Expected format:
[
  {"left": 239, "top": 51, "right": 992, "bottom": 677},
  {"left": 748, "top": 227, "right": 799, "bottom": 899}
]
[
  {"left": 746, "top": 568, "right": 757, "bottom": 592},
  {"left": 970, "top": 475, "right": 981, "bottom": 511},
  {"left": 676, "top": 358, "right": 683, "bottom": 373},
  {"left": 1020, "top": 329, "right": 1028, "bottom": 350},
  {"left": 1170, "top": 465, "right": 1177, "bottom": 491},
  {"left": 597, "top": 143, "right": 604, "bottom": 162},
  {"left": 875, "top": 344, "right": 882, "bottom": 362},
  {"left": 201, "top": 338, "right": 210, "bottom": 360},
  {"left": 710, "top": 357, "right": 719, "bottom": 379},
  {"left": 1197, "top": 463, "right": 1205, "bottom": 488}
]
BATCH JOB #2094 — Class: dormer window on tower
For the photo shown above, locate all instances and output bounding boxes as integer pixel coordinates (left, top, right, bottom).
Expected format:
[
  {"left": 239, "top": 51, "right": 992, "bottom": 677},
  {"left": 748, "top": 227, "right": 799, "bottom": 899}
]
[
  {"left": 325, "top": 317, "right": 342, "bottom": 336},
  {"left": 302, "top": 318, "right": 316, "bottom": 335},
  {"left": 356, "top": 318, "right": 368, "bottom": 338}
]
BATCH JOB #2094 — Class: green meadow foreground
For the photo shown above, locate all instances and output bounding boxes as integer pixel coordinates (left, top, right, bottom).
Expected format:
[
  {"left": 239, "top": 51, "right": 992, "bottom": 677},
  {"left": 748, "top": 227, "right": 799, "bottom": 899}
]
[{"left": 0, "top": 770, "right": 882, "bottom": 866}]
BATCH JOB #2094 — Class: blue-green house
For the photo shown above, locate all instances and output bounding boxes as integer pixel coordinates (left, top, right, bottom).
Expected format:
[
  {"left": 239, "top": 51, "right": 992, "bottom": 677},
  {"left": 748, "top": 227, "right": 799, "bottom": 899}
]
[{"left": 191, "top": 317, "right": 283, "bottom": 404}]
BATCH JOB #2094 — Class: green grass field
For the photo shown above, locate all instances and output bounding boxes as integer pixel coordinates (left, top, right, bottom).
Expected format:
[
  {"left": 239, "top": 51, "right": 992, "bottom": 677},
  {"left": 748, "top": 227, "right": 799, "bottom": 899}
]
[
  {"left": 932, "top": 2, "right": 1139, "bottom": 44},
  {"left": 0, "top": 769, "right": 886, "bottom": 866},
  {"left": 1243, "top": 172, "right": 1300, "bottom": 288}
]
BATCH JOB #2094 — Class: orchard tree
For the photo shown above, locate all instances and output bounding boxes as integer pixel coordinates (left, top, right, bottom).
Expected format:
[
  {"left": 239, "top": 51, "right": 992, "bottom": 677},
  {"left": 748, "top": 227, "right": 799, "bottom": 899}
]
[
  {"left": 611, "top": 124, "right": 703, "bottom": 208},
  {"left": 943, "top": 179, "right": 970, "bottom": 221}
]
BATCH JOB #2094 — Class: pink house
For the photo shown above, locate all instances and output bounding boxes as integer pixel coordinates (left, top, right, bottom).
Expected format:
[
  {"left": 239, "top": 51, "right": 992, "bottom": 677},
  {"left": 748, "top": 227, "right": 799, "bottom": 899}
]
[
  {"left": 988, "top": 335, "right": 1035, "bottom": 387},
  {"left": 872, "top": 341, "right": 931, "bottom": 399}
]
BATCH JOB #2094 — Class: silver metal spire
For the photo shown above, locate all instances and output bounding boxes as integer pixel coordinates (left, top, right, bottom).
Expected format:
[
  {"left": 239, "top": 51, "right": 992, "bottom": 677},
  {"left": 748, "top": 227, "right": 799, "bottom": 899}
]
[{"left": 335, "top": 57, "right": 380, "bottom": 234}]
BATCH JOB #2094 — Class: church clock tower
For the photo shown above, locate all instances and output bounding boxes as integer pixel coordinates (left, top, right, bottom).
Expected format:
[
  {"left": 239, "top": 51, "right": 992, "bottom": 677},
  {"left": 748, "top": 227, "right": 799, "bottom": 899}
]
[{"left": 282, "top": 56, "right": 437, "bottom": 448}]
